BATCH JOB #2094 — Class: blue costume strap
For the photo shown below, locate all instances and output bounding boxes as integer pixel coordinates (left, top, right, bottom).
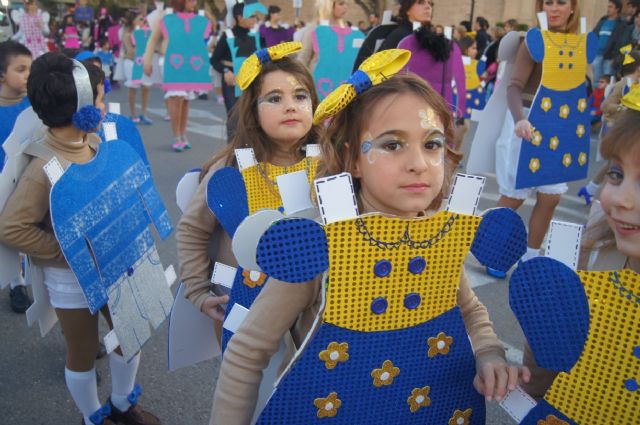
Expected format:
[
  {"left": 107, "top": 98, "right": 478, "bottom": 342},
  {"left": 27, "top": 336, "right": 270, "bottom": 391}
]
[
  {"left": 525, "top": 28, "right": 545, "bottom": 63},
  {"left": 89, "top": 403, "right": 112, "bottom": 425},
  {"left": 256, "top": 218, "right": 329, "bottom": 282},
  {"left": 127, "top": 384, "right": 142, "bottom": 407},
  {"left": 347, "top": 70, "right": 373, "bottom": 94},
  {"left": 206, "top": 167, "right": 249, "bottom": 237},
  {"left": 586, "top": 31, "right": 599, "bottom": 64},
  {"left": 470, "top": 208, "right": 527, "bottom": 273},
  {"left": 509, "top": 257, "right": 589, "bottom": 371}
]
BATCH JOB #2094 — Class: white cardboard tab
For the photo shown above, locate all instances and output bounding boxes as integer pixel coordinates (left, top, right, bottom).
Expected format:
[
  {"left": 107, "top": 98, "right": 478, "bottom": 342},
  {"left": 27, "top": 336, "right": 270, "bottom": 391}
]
[
  {"left": 499, "top": 386, "right": 537, "bottom": 423},
  {"left": 580, "top": 17, "right": 587, "bottom": 34},
  {"left": 446, "top": 174, "right": 485, "bottom": 216},
  {"left": 412, "top": 21, "right": 421, "bottom": 31},
  {"left": 277, "top": 170, "right": 313, "bottom": 215},
  {"left": 381, "top": 10, "right": 392, "bottom": 25},
  {"left": 43, "top": 158, "right": 65, "bottom": 185},
  {"left": 198, "top": 9, "right": 205, "bottom": 16},
  {"left": 211, "top": 262, "right": 237, "bottom": 288},
  {"left": 545, "top": 220, "right": 582, "bottom": 270},
  {"left": 305, "top": 144, "right": 321, "bottom": 157},
  {"left": 352, "top": 38, "right": 363, "bottom": 48},
  {"left": 107, "top": 102, "right": 120, "bottom": 114},
  {"left": 314, "top": 173, "right": 358, "bottom": 225},
  {"left": 223, "top": 303, "right": 249, "bottom": 334},
  {"left": 234, "top": 148, "right": 257, "bottom": 171},
  {"left": 165, "top": 7, "right": 174, "bottom": 14},
  {"left": 462, "top": 56, "right": 472, "bottom": 66},
  {"left": 164, "top": 265, "right": 177, "bottom": 287},
  {"left": 104, "top": 329, "right": 120, "bottom": 354},
  {"left": 102, "top": 122, "right": 118, "bottom": 141},
  {"left": 444, "top": 26, "right": 453, "bottom": 40},
  {"left": 175, "top": 170, "right": 201, "bottom": 213},
  {"left": 537, "top": 12, "right": 548, "bottom": 31},
  {"left": 319, "top": 19, "right": 329, "bottom": 26}
]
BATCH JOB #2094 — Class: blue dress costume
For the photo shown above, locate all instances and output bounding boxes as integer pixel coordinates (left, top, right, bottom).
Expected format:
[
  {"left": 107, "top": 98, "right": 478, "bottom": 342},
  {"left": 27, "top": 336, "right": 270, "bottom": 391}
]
[
  {"left": 206, "top": 158, "right": 318, "bottom": 352},
  {"left": 245, "top": 207, "right": 526, "bottom": 424},
  {"left": 515, "top": 28, "right": 597, "bottom": 189},
  {"left": 510, "top": 258, "right": 640, "bottom": 424},
  {"left": 50, "top": 140, "right": 173, "bottom": 360},
  {"left": 313, "top": 25, "right": 364, "bottom": 100},
  {"left": 131, "top": 27, "right": 151, "bottom": 83},
  {"left": 225, "top": 29, "right": 262, "bottom": 97},
  {"left": 162, "top": 12, "right": 212, "bottom": 92},
  {"left": 464, "top": 57, "right": 487, "bottom": 119},
  {"left": 0, "top": 97, "right": 31, "bottom": 171}
]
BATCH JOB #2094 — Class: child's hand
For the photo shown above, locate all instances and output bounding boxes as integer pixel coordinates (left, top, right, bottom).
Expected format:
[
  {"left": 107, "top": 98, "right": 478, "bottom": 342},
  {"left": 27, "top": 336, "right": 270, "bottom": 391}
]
[
  {"left": 473, "top": 356, "right": 531, "bottom": 401},
  {"left": 143, "top": 62, "right": 152, "bottom": 77},
  {"left": 202, "top": 294, "right": 229, "bottom": 321},
  {"left": 515, "top": 119, "right": 534, "bottom": 141}
]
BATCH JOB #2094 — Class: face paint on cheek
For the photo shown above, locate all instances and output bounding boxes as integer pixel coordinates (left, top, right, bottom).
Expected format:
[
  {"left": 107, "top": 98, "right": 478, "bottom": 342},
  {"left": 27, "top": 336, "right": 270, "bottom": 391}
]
[{"left": 428, "top": 149, "right": 444, "bottom": 167}]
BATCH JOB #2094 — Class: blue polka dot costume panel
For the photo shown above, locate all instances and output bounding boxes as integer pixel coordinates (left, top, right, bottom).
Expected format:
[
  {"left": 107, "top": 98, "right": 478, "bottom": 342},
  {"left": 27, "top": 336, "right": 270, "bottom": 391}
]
[{"left": 515, "top": 28, "right": 598, "bottom": 189}]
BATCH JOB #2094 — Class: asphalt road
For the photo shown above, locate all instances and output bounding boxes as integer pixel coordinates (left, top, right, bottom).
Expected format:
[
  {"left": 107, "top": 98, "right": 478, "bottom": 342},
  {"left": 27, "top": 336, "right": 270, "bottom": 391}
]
[{"left": 0, "top": 85, "right": 602, "bottom": 425}]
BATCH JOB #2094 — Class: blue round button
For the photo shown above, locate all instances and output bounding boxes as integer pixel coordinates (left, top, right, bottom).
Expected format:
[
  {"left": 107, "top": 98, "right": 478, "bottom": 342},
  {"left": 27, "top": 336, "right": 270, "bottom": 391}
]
[
  {"left": 559, "top": 63, "right": 564, "bottom": 69},
  {"left": 277, "top": 206, "right": 285, "bottom": 213},
  {"left": 569, "top": 51, "right": 574, "bottom": 57},
  {"left": 371, "top": 297, "right": 388, "bottom": 315},
  {"left": 127, "top": 267, "right": 134, "bottom": 277},
  {"left": 408, "top": 257, "right": 426, "bottom": 274},
  {"left": 568, "top": 63, "right": 573, "bottom": 69},
  {"left": 559, "top": 50, "right": 564, "bottom": 56},
  {"left": 634, "top": 346, "right": 640, "bottom": 359},
  {"left": 373, "top": 260, "right": 392, "bottom": 278},
  {"left": 625, "top": 378, "right": 639, "bottom": 392},
  {"left": 404, "top": 293, "right": 421, "bottom": 310}
]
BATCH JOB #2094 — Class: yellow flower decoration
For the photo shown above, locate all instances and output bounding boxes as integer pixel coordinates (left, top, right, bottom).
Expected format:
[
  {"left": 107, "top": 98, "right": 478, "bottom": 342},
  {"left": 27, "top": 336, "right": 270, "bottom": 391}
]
[
  {"left": 448, "top": 408, "right": 473, "bottom": 425},
  {"left": 242, "top": 270, "right": 267, "bottom": 288},
  {"left": 314, "top": 392, "right": 341, "bottom": 418},
  {"left": 578, "top": 152, "right": 587, "bottom": 166},
  {"left": 313, "top": 49, "right": 411, "bottom": 124},
  {"left": 236, "top": 42, "right": 302, "bottom": 91},
  {"left": 549, "top": 136, "right": 560, "bottom": 151},
  {"left": 621, "top": 85, "right": 640, "bottom": 112},
  {"left": 371, "top": 360, "right": 400, "bottom": 387},
  {"left": 532, "top": 131, "right": 543, "bottom": 146},
  {"left": 576, "top": 124, "right": 586, "bottom": 138},
  {"left": 540, "top": 97, "right": 552, "bottom": 112},
  {"left": 537, "top": 414, "right": 569, "bottom": 425},
  {"left": 529, "top": 158, "right": 541, "bottom": 173},
  {"left": 427, "top": 332, "right": 453, "bottom": 357},
  {"left": 318, "top": 342, "right": 349, "bottom": 369},
  {"left": 577, "top": 98, "right": 587, "bottom": 113},
  {"left": 559, "top": 104, "right": 570, "bottom": 119},
  {"left": 407, "top": 386, "right": 431, "bottom": 413},
  {"left": 562, "top": 153, "right": 572, "bottom": 167}
]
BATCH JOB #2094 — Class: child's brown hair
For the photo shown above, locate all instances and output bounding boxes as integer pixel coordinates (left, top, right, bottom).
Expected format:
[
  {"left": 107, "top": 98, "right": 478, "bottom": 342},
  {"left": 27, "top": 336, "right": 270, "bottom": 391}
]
[
  {"left": 318, "top": 72, "right": 462, "bottom": 211},
  {"left": 201, "top": 57, "right": 321, "bottom": 178}
]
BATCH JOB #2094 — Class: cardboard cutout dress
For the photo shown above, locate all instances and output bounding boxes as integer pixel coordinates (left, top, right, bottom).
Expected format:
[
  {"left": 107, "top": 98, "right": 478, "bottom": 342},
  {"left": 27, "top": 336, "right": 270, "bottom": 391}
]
[
  {"left": 514, "top": 28, "right": 597, "bottom": 189},
  {"left": 510, "top": 258, "right": 639, "bottom": 424},
  {"left": 50, "top": 140, "right": 174, "bottom": 360},
  {"left": 312, "top": 25, "right": 364, "bottom": 100},
  {"left": 161, "top": 12, "right": 213, "bottom": 92},
  {"left": 463, "top": 57, "right": 487, "bottom": 119},
  {"left": 225, "top": 28, "right": 262, "bottom": 97},
  {"left": 240, "top": 185, "right": 527, "bottom": 424},
  {"left": 132, "top": 27, "right": 152, "bottom": 84},
  {"left": 206, "top": 157, "right": 319, "bottom": 352}
]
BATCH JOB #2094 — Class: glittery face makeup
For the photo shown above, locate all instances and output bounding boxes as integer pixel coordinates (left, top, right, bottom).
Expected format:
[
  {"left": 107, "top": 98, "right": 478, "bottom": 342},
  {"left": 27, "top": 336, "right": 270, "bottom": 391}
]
[
  {"left": 360, "top": 130, "right": 445, "bottom": 166},
  {"left": 257, "top": 86, "right": 313, "bottom": 110},
  {"left": 419, "top": 108, "right": 439, "bottom": 130}
]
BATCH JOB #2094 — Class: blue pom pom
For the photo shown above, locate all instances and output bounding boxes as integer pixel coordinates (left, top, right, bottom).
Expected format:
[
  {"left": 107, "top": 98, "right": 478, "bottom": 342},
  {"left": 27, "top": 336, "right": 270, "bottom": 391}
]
[{"left": 72, "top": 105, "right": 102, "bottom": 132}]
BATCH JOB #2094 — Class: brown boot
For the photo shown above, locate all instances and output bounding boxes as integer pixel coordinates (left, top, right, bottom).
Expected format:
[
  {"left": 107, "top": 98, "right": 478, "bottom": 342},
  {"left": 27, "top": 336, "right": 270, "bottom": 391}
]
[{"left": 108, "top": 400, "right": 161, "bottom": 425}]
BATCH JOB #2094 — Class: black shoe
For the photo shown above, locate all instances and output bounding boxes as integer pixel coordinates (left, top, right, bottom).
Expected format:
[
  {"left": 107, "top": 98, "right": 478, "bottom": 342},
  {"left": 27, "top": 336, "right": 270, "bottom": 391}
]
[
  {"left": 10, "top": 285, "right": 31, "bottom": 313},
  {"left": 96, "top": 342, "right": 107, "bottom": 359},
  {"left": 197, "top": 93, "right": 208, "bottom": 100}
]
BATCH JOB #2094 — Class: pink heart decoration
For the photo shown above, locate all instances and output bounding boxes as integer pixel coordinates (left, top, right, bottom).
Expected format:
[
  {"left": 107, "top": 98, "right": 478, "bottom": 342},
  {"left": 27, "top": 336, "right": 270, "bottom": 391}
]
[
  {"left": 169, "top": 54, "right": 184, "bottom": 70},
  {"left": 317, "top": 78, "right": 334, "bottom": 98},
  {"left": 190, "top": 56, "right": 204, "bottom": 72},
  {"left": 135, "top": 56, "right": 144, "bottom": 66}
]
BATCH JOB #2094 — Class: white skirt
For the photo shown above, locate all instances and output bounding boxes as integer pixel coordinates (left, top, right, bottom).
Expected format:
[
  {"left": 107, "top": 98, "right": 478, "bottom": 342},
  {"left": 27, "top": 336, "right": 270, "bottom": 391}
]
[{"left": 43, "top": 266, "right": 89, "bottom": 309}]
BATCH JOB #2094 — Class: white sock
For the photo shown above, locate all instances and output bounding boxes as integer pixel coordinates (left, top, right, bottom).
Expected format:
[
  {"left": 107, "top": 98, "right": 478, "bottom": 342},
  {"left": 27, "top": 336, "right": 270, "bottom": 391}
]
[
  {"left": 586, "top": 181, "right": 600, "bottom": 195},
  {"left": 521, "top": 246, "right": 540, "bottom": 262},
  {"left": 64, "top": 368, "right": 101, "bottom": 425},
  {"left": 9, "top": 276, "right": 26, "bottom": 289},
  {"left": 109, "top": 352, "right": 140, "bottom": 412}
]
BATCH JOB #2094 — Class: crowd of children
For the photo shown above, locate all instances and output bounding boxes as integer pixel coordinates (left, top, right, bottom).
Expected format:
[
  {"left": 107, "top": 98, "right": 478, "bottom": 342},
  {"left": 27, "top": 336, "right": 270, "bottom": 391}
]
[{"left": 1, "top": 0, "right": 639, "bottom": 424}]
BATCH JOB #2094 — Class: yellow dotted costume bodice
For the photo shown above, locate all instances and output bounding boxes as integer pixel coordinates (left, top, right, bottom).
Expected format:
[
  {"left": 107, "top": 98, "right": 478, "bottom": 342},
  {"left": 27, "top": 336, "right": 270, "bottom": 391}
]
[
  {"left": 241, "top": 157, "right": 318, "bottom": 214},
  {"left": 464, "top": 59, "right": 481, "bottom": 91},
  {"left": 540, "top": 31, "right": 588, "bottom": 91},
  {"left": 323, "top": 211, "right": 481, "bottom": 331},
  {"left": 544, "top": 269, "right": 640, "bottom": 424}
]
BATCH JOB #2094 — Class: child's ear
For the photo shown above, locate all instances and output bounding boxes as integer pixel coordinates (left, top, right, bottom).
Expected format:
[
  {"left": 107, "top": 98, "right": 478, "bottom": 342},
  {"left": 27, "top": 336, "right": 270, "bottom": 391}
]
[{"left": 346, "top": 142, "right": 363, "bottom": 178}]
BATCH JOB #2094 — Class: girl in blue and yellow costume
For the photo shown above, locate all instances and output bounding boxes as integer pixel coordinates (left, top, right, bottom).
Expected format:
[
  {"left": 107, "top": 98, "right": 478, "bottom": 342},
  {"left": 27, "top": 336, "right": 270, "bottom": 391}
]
[
  {"left": 458, "top": 36, "right": 487, "bottom": 120},
  {"left": 510, "top": 87, "right": 640, "bottom": 424},
  {"left": 493, "top": 0, "right": 596, "bottom": 269},
  {"left": 210, "top": 50, "right": 531, "bottom": 425},
  {"left": 175, "top": 42, "right": 322, "bottom": 351}
]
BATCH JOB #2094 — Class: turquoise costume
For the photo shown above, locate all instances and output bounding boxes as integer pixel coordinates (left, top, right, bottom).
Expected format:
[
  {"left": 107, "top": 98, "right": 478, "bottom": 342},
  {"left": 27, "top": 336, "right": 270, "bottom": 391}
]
[
  {"left": 132, "top": 27, "right": 151, "bottom": 83},
  {"left": 225, "top": 29, "right": 261, "bottom": 97}
]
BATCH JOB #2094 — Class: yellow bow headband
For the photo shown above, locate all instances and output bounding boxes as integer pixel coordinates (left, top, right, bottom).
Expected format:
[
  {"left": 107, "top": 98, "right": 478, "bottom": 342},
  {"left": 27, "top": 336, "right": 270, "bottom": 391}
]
[
  {"left": 313, "top": 49, "right": 412, "bottom": 125},
  {"left": 621, "top": 85, "right": 640, "bottom": 112},
  {"left": 620, "top": 44, "right": 636, "bottom": 66},
  {"left": 236, "top": 42, "right": 303, "bottom": 91}
]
